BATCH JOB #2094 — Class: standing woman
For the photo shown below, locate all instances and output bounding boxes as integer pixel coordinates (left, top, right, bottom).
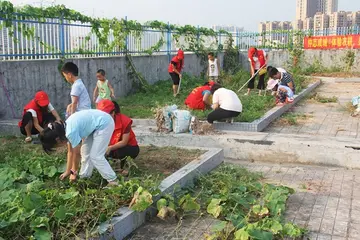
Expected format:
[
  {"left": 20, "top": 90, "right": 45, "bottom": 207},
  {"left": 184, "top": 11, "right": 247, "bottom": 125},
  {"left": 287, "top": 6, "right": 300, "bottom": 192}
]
[
  {"left": 168, "top": 49, "right": 185, "bottom": 97},
  {"left": 39, "top": 109, "right": 118, "bottom": 185},
  {"left": 246, "top": 47, "right": 268, "bottom": 96},
  {"left": 97, "top": 100, "right": 140, "bottom": 175}
]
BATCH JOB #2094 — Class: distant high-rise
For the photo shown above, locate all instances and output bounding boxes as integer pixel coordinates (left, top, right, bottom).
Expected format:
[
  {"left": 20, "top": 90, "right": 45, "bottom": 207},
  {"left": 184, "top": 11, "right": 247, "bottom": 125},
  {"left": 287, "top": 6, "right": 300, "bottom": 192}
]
[
  {"left": 318, "top": 0, "right": 338, "bottom": 15},
  {"left": 296, "top": 0, "right": 319, "bottom": 20}
]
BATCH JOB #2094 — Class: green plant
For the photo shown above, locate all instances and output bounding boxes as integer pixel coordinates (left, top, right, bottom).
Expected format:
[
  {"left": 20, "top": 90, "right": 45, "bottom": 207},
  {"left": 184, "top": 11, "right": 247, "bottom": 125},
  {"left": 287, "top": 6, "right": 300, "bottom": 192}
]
[
  {"left": 343, "top": 49, "right": 355, "bottom": 71},
  {"left": 311, "top": 94, "right": 338, "bottom": 103},
  {"left": 156, "top": 164, "right": 306, "bottom": 239}
]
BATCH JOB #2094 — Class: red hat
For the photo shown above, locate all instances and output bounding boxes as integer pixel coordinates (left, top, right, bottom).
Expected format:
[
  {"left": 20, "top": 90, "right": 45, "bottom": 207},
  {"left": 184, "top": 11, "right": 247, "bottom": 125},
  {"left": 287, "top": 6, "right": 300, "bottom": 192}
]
[
  {"left": 177, "top": 49, "right": 184, "bottom": 60},
  {"left": 34, "top": 91, "right": 50, "bottom": 107},
  {"left": 248, "top": 47, "right": 256, "bottom": 57},
  {"left": 97, "top": 99, "right": 115, "bottom": 114},
  {"left": 208, "top": 81, "right": 216, "bottom": 86}
]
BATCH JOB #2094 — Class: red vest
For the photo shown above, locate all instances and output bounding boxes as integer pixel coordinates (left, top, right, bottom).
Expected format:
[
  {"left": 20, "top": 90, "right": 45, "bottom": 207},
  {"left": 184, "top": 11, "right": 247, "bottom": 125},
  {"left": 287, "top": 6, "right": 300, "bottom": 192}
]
[
  {"left": 168, "top": 56, "right": 183, "bottom": 73},
  {"left": 249, "top": 49, "right": 266, "bottom": 70},
  {"left": 18, "top": 100, "right": 43, "bottom": 127},
  {"left": 184, "top": 85, "right": 211, "bottom": 110},
  {"left": 109, "top": 114, "right": 138, "bottom": 146}
]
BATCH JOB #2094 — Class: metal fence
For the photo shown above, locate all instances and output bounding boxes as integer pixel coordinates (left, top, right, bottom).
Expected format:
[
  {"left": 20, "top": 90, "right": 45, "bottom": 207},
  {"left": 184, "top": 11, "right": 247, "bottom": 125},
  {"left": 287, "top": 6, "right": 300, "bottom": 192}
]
[{"left": 0, "top": 14, "right": 360, "bottom": 61}]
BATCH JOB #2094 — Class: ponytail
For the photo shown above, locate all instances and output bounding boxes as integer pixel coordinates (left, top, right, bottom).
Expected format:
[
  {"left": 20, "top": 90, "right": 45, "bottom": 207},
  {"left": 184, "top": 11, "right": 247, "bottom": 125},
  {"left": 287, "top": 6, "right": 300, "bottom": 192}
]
[
  {"left": 39, "top": 122, "right": 66, "bottom": 154},
  {"left": 112, "top": 101, "right": 121, "bottom": 114}
]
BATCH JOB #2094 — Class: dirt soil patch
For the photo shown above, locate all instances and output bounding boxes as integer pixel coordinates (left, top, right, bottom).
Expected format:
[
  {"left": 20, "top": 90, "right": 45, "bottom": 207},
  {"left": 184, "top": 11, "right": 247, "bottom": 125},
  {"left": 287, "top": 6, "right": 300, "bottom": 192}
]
[{"left": 135, "top": 145, "right": 205, "bottom": 176}]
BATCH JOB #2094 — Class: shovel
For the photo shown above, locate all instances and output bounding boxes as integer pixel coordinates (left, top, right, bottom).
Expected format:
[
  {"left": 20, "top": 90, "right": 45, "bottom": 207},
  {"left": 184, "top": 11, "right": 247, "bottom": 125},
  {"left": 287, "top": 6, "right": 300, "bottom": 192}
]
[
  {"left": 177, "top": 76, "right": 182, "bottom": 95},
  {"left": 237, "top": 65, "right": 266, "bottom": 92}
]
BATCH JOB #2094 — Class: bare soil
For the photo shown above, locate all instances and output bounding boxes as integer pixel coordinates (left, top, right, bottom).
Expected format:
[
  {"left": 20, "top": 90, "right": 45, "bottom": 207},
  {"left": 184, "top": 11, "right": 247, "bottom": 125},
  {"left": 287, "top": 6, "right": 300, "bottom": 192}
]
[{"left": 311, "top": 72, "right": 360, "bottom": 78}]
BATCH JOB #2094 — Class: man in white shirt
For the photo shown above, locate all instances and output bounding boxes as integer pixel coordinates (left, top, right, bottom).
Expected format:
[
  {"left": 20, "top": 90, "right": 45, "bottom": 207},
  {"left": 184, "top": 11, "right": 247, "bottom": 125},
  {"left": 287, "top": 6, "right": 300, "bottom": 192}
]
[{"left": 207, "top": 84, "right": 242, "bottom": 124}]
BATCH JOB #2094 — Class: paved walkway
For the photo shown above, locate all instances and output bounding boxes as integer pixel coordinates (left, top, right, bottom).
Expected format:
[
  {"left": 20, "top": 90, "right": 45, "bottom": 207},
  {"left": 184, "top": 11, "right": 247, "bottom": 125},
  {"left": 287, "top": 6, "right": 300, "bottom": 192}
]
[
  {"left": 127, "top": 160, "right": 360, "bottom": 240},
  {"left": 266, "top": 77, "right": 360, "bottom": 139}
]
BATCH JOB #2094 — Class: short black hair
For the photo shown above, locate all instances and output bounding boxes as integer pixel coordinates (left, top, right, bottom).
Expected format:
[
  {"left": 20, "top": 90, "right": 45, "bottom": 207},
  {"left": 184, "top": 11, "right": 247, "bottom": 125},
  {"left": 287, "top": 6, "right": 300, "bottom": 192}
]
[
  {"left": 112, "top": 101, "right": 121, "bottom": 114},
  {"left": 61, "top": 62, "right": 79, "bottom": 76},
  {"left": 267, "top": 66, "right": 273, "bottom": 72},
  {"left": 39, "top": 122, "right": 67, "bottom": 154},
  {"left": 208, "top": 52, "right": 215, "bottom": 57},
  {"left": 210, "top": 83, "right": 222, "bottom": 95},
  {"left": 97, "top": 69, "right": 106, "bottom": 76},
  {"left": 269, "top": 68, "right": 279, "bottom": 78}
]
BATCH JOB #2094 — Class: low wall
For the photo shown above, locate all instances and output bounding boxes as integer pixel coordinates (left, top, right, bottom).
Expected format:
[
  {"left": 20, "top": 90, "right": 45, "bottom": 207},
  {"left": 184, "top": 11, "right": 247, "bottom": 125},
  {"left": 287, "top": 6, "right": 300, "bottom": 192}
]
[
  {"left": 267, "top": 49, "right": 360, "bottom": 72},
  {"left": 0, "top": 53, "right": 214, "bottom": 119}
]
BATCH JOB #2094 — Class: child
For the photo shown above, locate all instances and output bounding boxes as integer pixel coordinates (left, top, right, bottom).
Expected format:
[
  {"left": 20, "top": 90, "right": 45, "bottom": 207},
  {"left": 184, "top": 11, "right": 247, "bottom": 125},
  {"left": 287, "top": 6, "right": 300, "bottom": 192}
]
[
  {"left": 18, "top": 91, "right": 62, "bottom": 142},
  {"left": 268, "top": 68, "right": 296, "bottom": 94},
  {"left": 207, "top": 52, "right": 221, "bottom": 83},
  {"left": 267, "top": 79, "right": 294, "bottom": 105},
  {"left": 39, "top": 109, "right": 118, "bottom": 185},
  {"left": 93, "top": 69, "right": 115, "bottom": 105},
  {"left": 61, "top": 62, "right": 91, "bottom": 117},
  {"left": 97, "top": 100, "right": 140, "bottom": 176}
]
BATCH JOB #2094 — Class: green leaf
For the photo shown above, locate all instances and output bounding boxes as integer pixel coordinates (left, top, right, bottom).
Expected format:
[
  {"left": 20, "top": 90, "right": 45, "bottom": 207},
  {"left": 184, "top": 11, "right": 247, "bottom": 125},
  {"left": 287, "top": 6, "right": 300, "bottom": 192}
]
[
  {"left": 23, "top": 193, "right": 43, "bottom": 210},
  {"left": 179, "top": 194, "right": 200, "bottom": 212},
  {"left": 156, "top": 198, "right": 167, "bottom": 211},
  {"left": 130, "top": 189, "right": 153, "bottom": 212},
  {"left": 252, "top": 205, "right": 269, "bottom": 216},
  {"left": 207, "top": 199, "right": 222, "bottom": 218},
  {"left": 248, "top": 229, "right": 273, "bottom": 240},
  {"left": 34, "top": 228, "right": 52, "bottom": 240},
  {"left": 29, "top": 162, "right": 42, "bottom": 176},
  {"left": 270, "top": 221, "right": 283, "bottom": 234},
  {"left": 234, "top": 228, "right": 250, "bottom": 240},
  {"left": 30, "top": 217, "right": 50, "bottom": 229},
  {"left": 54, "top": 205, "right": 67, "bottom": 221},
  {"left": 60, "top": 191, "right": 79, "bottom": 200},
  {"left": 45, "top": 166, "right": 57, "bottom": 178}
]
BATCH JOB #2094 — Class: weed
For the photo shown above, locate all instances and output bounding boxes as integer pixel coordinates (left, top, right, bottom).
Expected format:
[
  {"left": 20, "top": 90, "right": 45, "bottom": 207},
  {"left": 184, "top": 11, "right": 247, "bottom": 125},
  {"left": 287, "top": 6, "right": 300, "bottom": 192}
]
[
  {"left": 0, "top": 137, "right": 201, "bottom": 239},
  {"left": 278, "top": 113, "right": 310, "bottom": 126},
  {"left": 311, "top": 94, "right": 338, "bottom": 103}
]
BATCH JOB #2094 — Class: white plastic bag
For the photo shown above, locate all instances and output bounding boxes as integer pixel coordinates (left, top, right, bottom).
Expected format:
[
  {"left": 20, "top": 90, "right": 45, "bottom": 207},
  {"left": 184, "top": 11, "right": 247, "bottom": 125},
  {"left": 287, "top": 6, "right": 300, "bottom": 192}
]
[
  {"left": 172, "top": 110, "right": 191, "bottom": 134},
  {"left": 163, "top": 105, "right": 177, "bottom": 131}
]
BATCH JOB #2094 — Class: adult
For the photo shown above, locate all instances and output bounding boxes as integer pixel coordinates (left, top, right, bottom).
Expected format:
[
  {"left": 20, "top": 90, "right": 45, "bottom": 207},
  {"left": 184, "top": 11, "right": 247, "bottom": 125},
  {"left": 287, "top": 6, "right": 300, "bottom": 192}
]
[
  {"left": 246, "top": 47, "right": 268, "bottom": 96},
  {"left": 268, "top": 68, "right": 296, "bottom": 94},
  {"left": 207, "top": 52, "right": 221, "bottom": 83},
  {"left": 184, "top": 82, "right": 215, "bottom": 110},
  {"left": 168, "top": 49, "right": 185, "bottom": 97},
  {"left": 207, "top": 84, "right": 242, "bottom": 124},
  {"left": 39, "top": 109, "right": 118, "bottom": 185},
  {"left": 97, "top": 100, "right": 140, "bottom": 175},
  {"left": 18, "top": 91, "right": 61, "bottom": 143}
]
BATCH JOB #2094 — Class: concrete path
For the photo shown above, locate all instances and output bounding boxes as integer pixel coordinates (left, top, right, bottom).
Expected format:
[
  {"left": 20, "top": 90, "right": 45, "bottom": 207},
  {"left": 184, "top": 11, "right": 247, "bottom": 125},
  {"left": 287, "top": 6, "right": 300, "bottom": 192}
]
[
  {"left": 266, "top": 77, "right": 360, "bottom": 139},
  {"left": 128, "top": 160, "right": 360, "bottom": 240}
]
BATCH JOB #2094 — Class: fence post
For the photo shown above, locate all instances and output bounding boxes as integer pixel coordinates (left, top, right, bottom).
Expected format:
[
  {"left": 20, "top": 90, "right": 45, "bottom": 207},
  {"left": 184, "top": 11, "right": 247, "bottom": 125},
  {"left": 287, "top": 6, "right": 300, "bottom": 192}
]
[
  {"left": 236, "top": 30, "right": 239, "bottom": 49},
  {"left": 197, "top": 25, "right": 200, "bottom": 46},
  {"left": 59, "top": 13, "right": 65, "bottom": 58},
  {"left": 167, "top": 22, "right": 171, "bottom": 62},
  {"left": 125, "top": 16, "right": 129, "bottom": 54}
]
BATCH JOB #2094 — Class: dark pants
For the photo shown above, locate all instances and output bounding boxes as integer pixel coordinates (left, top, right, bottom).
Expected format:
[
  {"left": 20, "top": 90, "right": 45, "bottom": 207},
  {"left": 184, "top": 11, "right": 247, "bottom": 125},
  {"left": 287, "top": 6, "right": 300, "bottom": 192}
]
[
  {"left": 169, "top": 73, "right": 180, "bottom": 85},
  {"left": 207, "top": 108, "right": 241, "bottom": 124},
  {"left": 109, "top": 145, "right": 140, "bottom": 168},
  {"left": 20, "top": 112, "right": 56, "bottom": 136},
  {"left": 248, "top": 70, "right": 265, "bottom": 90}
]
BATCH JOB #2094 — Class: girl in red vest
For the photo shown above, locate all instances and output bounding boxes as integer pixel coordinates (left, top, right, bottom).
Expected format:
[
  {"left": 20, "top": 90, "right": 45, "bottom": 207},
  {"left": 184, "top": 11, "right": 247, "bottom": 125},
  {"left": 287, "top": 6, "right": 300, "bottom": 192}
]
[
  {"left": 185, "top": 81, "right": 215, "bottom": 110},
  {"left": 18, "top": 91, "right": 62, "bottom": 143},
  {"left": 97, "top": 99, "right": 139, "bottom": 175},
  {"left": 246, "top": 47, "right": 268, "bottom": 96},
  {"left": 168, "top": 49, "right": 184, "bottom": 97}
]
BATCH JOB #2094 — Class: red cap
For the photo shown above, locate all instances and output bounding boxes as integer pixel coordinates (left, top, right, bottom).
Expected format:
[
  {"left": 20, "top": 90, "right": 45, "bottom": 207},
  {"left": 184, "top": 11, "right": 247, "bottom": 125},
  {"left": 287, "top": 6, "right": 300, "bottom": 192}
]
[
  {"left": 208, "top": 81, "right": 216, "bottom": 86},
  {"left": 248, "top": 47, "right": 256, "bottom": 57},
  {"left": 34, "top": 91, "right": 49, "bottom": 107},
  {"left": 97, "top": 99, "right": 115, "bottom": 114},
  {"left": 177, "top": 49, "right": 184, "bottom": 60}
]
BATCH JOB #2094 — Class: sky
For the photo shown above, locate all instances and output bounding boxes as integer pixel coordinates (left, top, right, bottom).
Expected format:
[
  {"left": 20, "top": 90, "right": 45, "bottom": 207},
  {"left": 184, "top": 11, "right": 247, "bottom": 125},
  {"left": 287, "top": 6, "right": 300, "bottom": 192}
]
[{"left": 9, "top": 0, "right": 360, "bottom": 31}]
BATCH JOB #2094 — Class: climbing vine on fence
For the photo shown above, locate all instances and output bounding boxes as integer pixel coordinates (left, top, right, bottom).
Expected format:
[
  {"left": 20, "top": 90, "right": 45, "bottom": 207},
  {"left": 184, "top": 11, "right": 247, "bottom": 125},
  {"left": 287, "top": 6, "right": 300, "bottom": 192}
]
[{"left": 0, "top": 0, "right": 234, "bottom": 88}]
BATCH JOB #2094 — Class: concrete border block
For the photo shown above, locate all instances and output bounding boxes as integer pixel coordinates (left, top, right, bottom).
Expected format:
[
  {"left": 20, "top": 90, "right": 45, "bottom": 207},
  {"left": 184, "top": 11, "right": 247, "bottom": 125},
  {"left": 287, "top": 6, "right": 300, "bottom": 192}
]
[
  {"left": 131, "top": 80, "right": 321, "bottom": 133},
  {"left": 100, "top": 147, "right": 223, "bottom": 240}
]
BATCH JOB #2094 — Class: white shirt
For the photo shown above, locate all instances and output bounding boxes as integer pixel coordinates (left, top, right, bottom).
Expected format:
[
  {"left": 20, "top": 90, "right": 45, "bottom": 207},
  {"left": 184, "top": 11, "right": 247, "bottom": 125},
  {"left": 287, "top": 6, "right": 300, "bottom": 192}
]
[
  {"left": 70, "top": 79, "right": 91, "bottom": 112},
  {"left": 249, "top": 50, "right": 267, "bottom": 69},
  {"left": 209, "top": 59, "right": 219, "bottom": 77},
  {"left": 213, "top": 88, "right": 242, "bottom": 112},
  {"left": 27, "top": 103, "right": 55, "bottom": 118}
]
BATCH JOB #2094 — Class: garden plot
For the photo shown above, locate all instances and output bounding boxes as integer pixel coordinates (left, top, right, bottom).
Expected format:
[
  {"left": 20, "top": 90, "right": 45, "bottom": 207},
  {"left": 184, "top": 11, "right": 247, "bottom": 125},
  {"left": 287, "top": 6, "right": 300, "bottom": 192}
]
[{"left": 0, "top": 137, "right": 204, "bottom": 240}]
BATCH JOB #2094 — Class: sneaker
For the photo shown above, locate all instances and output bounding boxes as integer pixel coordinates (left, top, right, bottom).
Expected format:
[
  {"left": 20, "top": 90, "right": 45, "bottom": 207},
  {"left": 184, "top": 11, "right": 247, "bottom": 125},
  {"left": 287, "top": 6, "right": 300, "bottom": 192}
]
[
  {"left": 25, "top": 136, "right": 32, "bottom": 143},
  {"left": 244, "top": 92, "right": 249, "bottom": 96}
]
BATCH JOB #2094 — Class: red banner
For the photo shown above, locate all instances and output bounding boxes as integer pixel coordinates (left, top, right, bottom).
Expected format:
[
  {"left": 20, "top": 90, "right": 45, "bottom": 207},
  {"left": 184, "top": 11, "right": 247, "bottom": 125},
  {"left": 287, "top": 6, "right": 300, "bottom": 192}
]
[{"left": 304, "top": 34, "right": 360, "bottom": 49}]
